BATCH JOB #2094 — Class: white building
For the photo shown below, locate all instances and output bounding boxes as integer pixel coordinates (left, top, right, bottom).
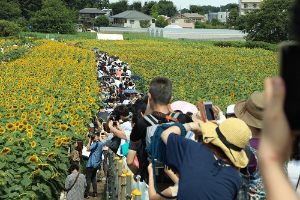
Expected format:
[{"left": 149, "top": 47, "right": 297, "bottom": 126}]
[
  {"left": 218, "top": 12, "right": 230, "bottom": 23},
  {"left": 239, "top": 0, "right": 263, "bottom": 15},
  {"left": 110, "top": 10, "right": 155, "bottom": 28}
]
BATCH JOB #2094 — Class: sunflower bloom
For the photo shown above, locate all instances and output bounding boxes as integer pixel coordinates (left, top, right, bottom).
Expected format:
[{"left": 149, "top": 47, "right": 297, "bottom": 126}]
[
  {"left": 60, "top": 124, "right": 68, "bottom": 131},
  {"left": 34, "top": 119, "right": 40, "bottom": 125},
  {"left": 42, "top": 152, "right": 47, "bottom": 156},
  {"left": 55, "top": 139, "right": 63, "bottom": 147},
  {"left": 6, "top": 123, "right": 15, "bottom": 130},
  {"left": 31, "top": 169, "right": 41, "bottom": 178},
  {"left": 37, "top": 163, "right": 48, "bottom": 167},
  {"left": 1, "top": 147, "right": 11, "bottom": 155},
  {"left": 51, "top": 173, "right": 60, "bottom": 179},
  {"left": 0, "top": 127, "right": 5, "bottom": 134},
  {"left": 47, "top": 152, "right": 56, "bottom": 158},
  {"left": 18, "top": 138, "right": 25, "bottom": 146},
  {"left": 8, "top": 137, "right": 13, "bottom": 142},
  {"left": 27, "top": 132, "right": 33, "bottom": 139},
  {"left": 71, "top": 120, "right": 77, "bottom": 127},
  {"left": 26, "top": 124, "right": 33, "bottom": 130},
  {"left": 31, "top": 141, "right": 36, "bottom": 148},
  {"left": 29, "top": 155, "right": 39, "bottom": 162}
]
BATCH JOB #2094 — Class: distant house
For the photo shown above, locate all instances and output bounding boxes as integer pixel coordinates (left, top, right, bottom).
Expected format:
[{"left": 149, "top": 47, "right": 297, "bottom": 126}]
[
  {"left": 79, "top": 8, "right": 107, "bottom": 19},
  {"left": 110, "top": 10, "right": 155, "bottom": 28},
  {"left": 168, "top": 13, "right": 206, "bottom": 29},
  {"left": 239, "top": 0, "right": 263, "bottom": 15}
]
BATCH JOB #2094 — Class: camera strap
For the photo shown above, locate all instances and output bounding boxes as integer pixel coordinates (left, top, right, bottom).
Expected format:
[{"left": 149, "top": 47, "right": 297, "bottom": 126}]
[{"left": 66, "top": 172, "right": 80, "bottom": 193}]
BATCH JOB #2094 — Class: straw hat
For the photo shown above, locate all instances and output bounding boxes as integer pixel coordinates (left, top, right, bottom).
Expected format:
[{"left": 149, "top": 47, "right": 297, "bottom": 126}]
[
  {"left": 201, "top": 118, "right": 251, "bottom": 168},
  {"left": 234, "top": 92, "right": 264, "bottom": 129}
]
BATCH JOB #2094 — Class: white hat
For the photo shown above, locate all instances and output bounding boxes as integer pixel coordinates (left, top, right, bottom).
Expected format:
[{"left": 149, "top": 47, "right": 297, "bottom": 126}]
[
  {"left": 88, "top": 123, "right": 94, "bottom": 128},
  {"left": 226, "top": 104, "right": 235, "bottom": 115}
]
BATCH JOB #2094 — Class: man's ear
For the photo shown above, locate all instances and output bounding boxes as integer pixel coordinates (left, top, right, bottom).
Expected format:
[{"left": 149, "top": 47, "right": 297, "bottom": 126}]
[
  {"left": 147, "top": 93, "right": 151, "bottom": 103},
  {"left": 168, "top": 96, "right": 173, "bottom": 104}
]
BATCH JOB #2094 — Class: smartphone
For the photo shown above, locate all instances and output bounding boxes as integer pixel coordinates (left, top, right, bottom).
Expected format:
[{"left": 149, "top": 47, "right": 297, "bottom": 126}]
[
  {"left": 204, "top": 102, "right": 215, "bottom": 121},
  {"left": 279, "top": 42, "right": 300, "bottom": 130},
  {"left": 102, "top": 122, "right": 106, "bottom": 127}
]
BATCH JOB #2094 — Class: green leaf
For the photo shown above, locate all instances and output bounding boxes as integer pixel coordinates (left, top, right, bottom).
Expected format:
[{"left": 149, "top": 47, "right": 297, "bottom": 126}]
[
  {"left": 0, "top": 162, "right": 6, "bottom": 169},
  {"left": 21, "top": 178, "right": 32, "bottom": 187}
]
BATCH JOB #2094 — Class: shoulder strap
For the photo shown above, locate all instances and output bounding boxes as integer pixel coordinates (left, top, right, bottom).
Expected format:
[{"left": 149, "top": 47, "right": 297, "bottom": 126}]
[
  {"left": 66, "top": 172, "right": 80, "bottom": 193},
  {"left": 296, "top": 174, "right": 300, "bottom": 190},
  {"left": 143, "top": 114, "right": 159, "bottom": 126}
]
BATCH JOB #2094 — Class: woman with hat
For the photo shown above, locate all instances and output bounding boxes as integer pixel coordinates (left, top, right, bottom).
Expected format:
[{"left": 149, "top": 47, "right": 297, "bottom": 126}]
[
  {"left": 160, "top": 118, "right": 251, "bottom": 199},
  {"left": 234, "top": 92, "right": 266, "bottom": 199}
]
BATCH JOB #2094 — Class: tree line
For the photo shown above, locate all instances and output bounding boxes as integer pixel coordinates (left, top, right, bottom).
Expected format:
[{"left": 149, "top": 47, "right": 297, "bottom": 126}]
[{"left": 0, "top": 0, "right": 296, "bottom": 44}]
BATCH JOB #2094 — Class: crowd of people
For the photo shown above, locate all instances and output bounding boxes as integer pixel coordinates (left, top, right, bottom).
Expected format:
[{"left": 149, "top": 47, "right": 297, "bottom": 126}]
[{"left": 63, "top": 1, "right": 300, "bottom": 199}]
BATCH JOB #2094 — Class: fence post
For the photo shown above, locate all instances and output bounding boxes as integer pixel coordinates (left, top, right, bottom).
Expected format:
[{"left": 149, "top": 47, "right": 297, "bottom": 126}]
[
  {"left": 120, "top": 173, "right": 126, "bottom": 199},
  {"left": 117, "top": 160, "right": 123, "bottom": 199},
  {"left": 112, "top": 156, "right": 120, "bottom": 200},
  {"left": 126, "top": 172, "right": 132, "bottom": 199}
]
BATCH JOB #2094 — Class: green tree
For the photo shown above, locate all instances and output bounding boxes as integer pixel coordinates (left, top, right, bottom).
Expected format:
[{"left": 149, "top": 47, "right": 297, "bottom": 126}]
[
  {"left": 79, "top": 14, "right": 93, "bottom": 28},
  {"left": 141, "top": 1, "right": 156, "bottom": 15},
  {"left": 157, "top": 0, "right": 177, "bottom": 17},
  {"left": 211, "top": 18, "right": 222, "bottom": 26},
  {"left": 29, "top": 0, "right": 77, "bottom": 34},
  {"left": 18, "top": 0, "right": 43, "bottom": 20},
  {"left": 220, "top": 3, "right": 238, "bottom": 12},
  {"left": 110, "top": 0, "right": 128, "bottom": 15},
  {"left": 228, "top": 8, "right": 239, "bottom": 27},
  {"left": 242, "top": 0, "right": 295, "bottom": 43},
  {"left": 202, "top": 5, "right": 219, "bottom": 14},
  {"left": 94, "top": 15, "right": 109, "bottom": 27},
  {"left": 155, "top": 16, "right": 168, "bottom": 27},
  {"left": 0, "top": 0, "right": 22, "bottom": 21},
  {"left": 139, "top": 19, "right": 151, "bottom": 28},
  {"left": 0, "top": 20, "right": 21, "bottom": 37},
  {"left": 180, "top": 8, "right": 190, "bottom": 14},
  {"left": 150, "top": 3, "right": 159, "bottom": 18},
  {"left": 189, "top": 5, "right": 204, "bottom": 15},
  {"left": 234, "top": 15, "right": 247, "bottom": 30},
  {"left": 128, "top": 1, "right": 141, "bottom": 11}
]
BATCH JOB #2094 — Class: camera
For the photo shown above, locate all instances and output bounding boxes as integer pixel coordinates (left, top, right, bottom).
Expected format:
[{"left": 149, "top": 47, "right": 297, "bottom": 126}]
[
  {"left": 88, "top": 132, "right": 95, "bottom": 138},
  {"left": 109, "top": 115, "right": 117, "bottom": 120},
  {"left": 67, "top": 143, "right": 72, "bottom": 148},
  {"left": 113, "top": 121, "right": 117, "bottom": 126}
]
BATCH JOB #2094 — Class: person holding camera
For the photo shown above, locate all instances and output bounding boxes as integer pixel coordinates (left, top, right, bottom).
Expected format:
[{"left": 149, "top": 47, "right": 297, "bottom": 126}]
[
  {"left": 84, "top": 131, "right": 103, "bottom": 198},
  {"left": 68, "top": 139, "right": 83, "bottom": 166}
]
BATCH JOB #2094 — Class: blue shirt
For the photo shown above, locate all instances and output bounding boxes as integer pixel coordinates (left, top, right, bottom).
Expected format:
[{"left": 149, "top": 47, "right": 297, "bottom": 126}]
[
  {"left": 86, "top": 141, "right": 103, "bottom": 169},
  {"left": 166, "top": 133, "right": 241, "bottom": 200}
]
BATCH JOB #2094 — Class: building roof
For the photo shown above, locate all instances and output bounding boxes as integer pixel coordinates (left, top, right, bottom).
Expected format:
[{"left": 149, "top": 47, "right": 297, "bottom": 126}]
[
  {"left": 183, "top": 13, "right": 205, "bottom": 18},
  {"left": 111, "top": 10, "right": 154, "bottom": 20},
  {"left": 79, "top": 8, "right": 107, "bottom": 14}
]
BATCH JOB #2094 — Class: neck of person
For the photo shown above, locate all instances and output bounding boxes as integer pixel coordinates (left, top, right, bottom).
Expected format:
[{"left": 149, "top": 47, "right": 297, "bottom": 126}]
[
  {"left": 249, "top": 126, "right": 261, "bottom": 138},
  {"left": 152, "top": 104, "right": 170, "bottom": 114}
]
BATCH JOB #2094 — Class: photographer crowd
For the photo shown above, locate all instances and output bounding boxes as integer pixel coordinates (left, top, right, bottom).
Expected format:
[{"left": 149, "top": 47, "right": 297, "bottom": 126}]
[{"left": 63, "top": 1, "right": 300, "bottom": 199}]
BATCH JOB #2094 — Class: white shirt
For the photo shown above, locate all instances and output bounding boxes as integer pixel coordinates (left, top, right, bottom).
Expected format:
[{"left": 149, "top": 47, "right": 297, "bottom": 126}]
[
  {"left": 288, "top": 160, "right": 300, "bottom": 196},
  {"left": 116, "top": 121, "right": 132, "bottom": 156}
]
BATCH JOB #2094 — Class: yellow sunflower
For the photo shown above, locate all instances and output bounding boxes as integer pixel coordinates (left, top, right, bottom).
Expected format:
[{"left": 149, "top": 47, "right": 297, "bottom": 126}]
[
  {"left": 18, "top": 138, "right": 25, "bottom": 146},
  {"left": 29, "top": 154, "right": 39, "bottom": 162},
  {"left": 55, "top": 139, "right": 63, "bottom": 147},
  {"left": 47, "top": 152, "right": 56, "bottom": 159},
  {"left": 71, "top": 120, "right": 77, "bottom": 127},
  {"left": 6, "top": 123, "right": 15, "bottom": 130},
  {"left": 31, "top": 141, "right": 36, "bottom": 148},
  {"left": 42, "top": 152, "right": 47, "bottom": 156},
  {"left": 20, "top": 104, "right": 25, "bottom": 109},
  {"left": 29, "top": 117, "right": 34, "bottom": 121},
  {"left": 37, "top": 163, "right": 48, "bottom": 168},
  {"left": 31, "top": 169, "right": 41, "bottom": 178},
  {"left": 55, "top": 122, "right": 61, "bottom": 127},
  {"left": 0, "top": 127, "right": 5, "bottom": 134},
  {"left": 27, "top": 132, "right": 33, "bottom": 139},
  {"left": 60, "top": 124, "right": 68, "bottom": 131},
  {"left": 26, "top": 124, "right": 33, "bottom": 130},
  {"left": 66, "top": 137, "right": 72, "bottom": 143},
  {"left": 34, "top": 119, "right": 40, "bottom": 125},
  {"left": 18, "top": 124, "right": 24, "bottom": 130},
  {"left": 1, "top": 147, "right": 11, "bottom": 155},
  {"left": 51, "top": 173, "right": 60, "bottom": 179},
  {"left": 36, "top": 113, "right": 41, "bottom": 118},
  {"left": 8, "top": 137, "right": 13, "bottom": 142}
]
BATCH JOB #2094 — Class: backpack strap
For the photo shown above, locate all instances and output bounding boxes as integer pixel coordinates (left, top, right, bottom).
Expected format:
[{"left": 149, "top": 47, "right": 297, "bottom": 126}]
[
  {"left": 169, "top": 112, "right": 180, "bottom": 122},
  {"left": 143, "top": 114, "right": 159, "bottom": 126}
]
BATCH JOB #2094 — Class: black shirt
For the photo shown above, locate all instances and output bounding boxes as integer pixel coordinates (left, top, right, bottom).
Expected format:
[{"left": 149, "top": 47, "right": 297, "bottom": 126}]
[{"left": 130, "top": 112, "right": 193, "bottom": 142}]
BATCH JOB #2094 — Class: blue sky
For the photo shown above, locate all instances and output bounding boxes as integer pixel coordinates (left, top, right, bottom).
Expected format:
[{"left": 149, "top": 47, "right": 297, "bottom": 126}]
[{"left": 110, "top": 0, "right": 239, "bottom": 10}]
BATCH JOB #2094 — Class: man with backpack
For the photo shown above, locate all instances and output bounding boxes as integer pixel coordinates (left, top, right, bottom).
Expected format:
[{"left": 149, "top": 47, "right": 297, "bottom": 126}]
[{"left": 126, "top": 77, "right": 193, "bottom": 182}]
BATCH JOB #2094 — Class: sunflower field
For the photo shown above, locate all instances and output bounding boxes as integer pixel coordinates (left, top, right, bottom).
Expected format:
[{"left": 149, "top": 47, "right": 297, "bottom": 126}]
[
  {"left": 0, "top": 36, "right": 278, "bottom": 199},
  {"left": 73, "top": 39, "right": 278, "bottom": 108},
  {"left": 0, "top": 39, "right": 101, "bottom": 199}
]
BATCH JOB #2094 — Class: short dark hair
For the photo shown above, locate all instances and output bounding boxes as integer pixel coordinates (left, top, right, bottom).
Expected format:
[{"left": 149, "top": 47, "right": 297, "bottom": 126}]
[
  {"left": 149, "top": 77, "right": 172, "bottom": 105},
  {"left": 116, "top": 105, "right": 129, "bottom": 117},
  {"left": 69, "top": 163, "right": 79, "bottom": 173}
]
